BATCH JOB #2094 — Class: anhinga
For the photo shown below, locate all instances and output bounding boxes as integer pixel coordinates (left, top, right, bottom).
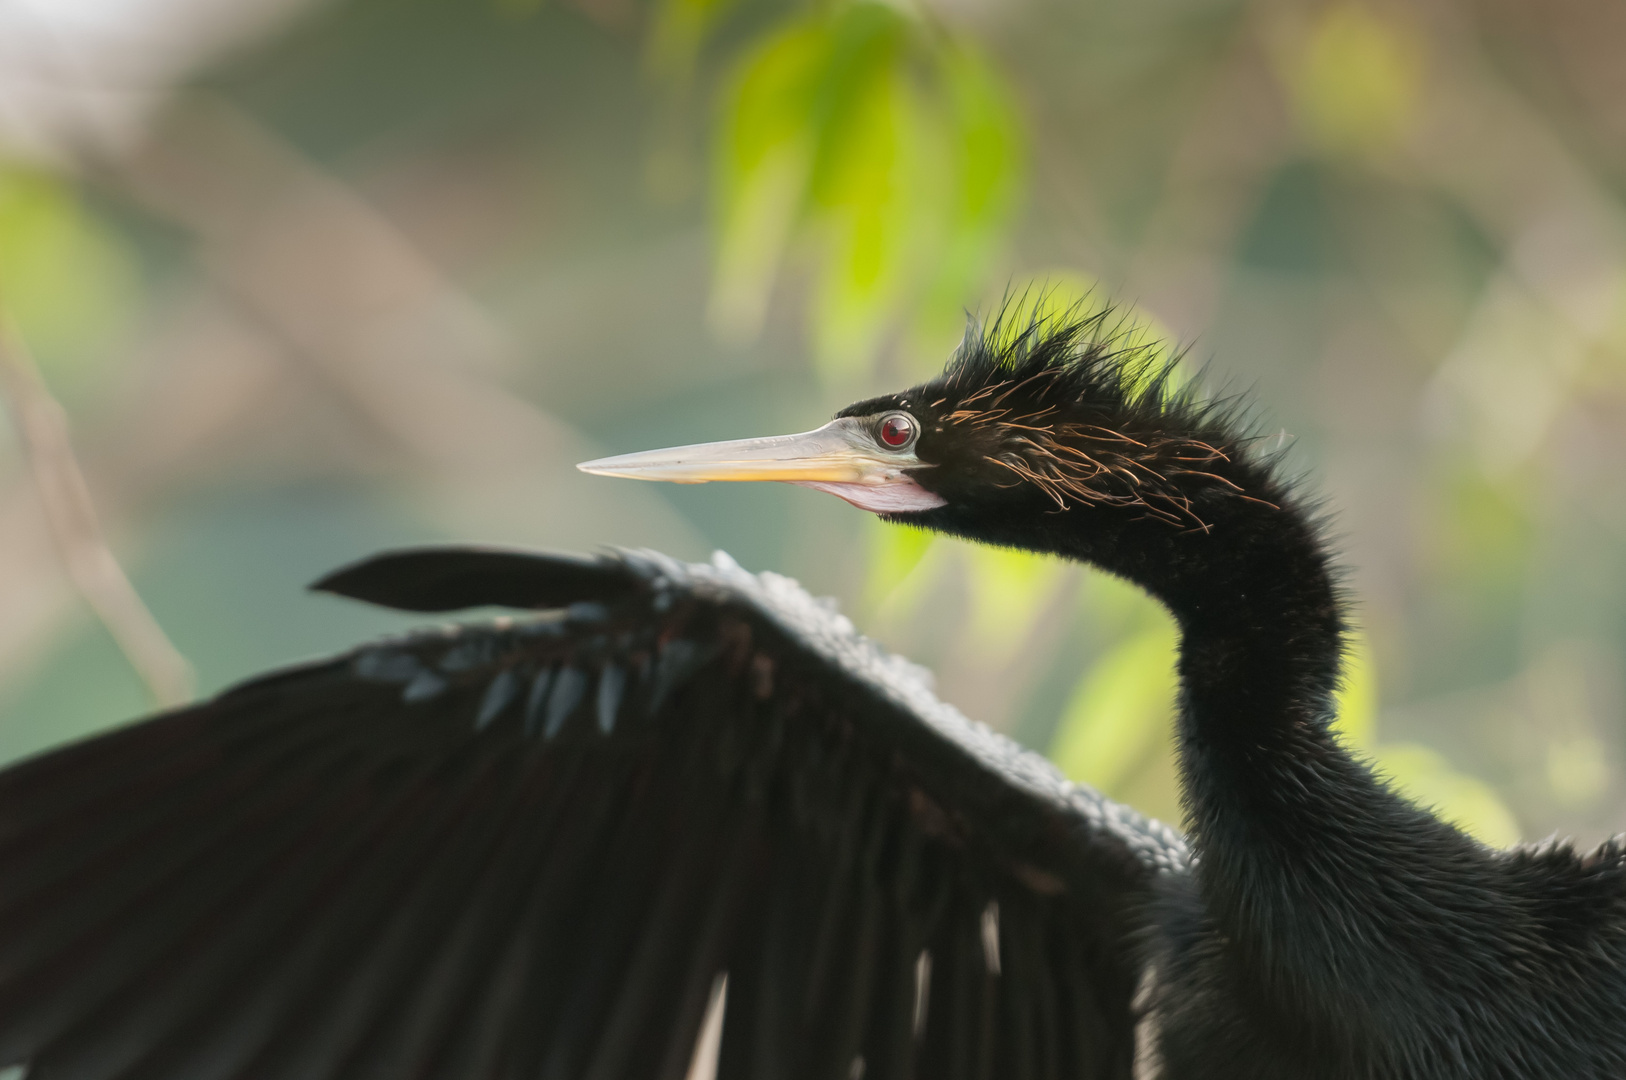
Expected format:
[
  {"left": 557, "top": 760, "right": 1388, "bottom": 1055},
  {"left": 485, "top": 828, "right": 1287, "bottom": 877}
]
[{"left": 0, "top": 309, "right": 1621, "bottom": 1080}]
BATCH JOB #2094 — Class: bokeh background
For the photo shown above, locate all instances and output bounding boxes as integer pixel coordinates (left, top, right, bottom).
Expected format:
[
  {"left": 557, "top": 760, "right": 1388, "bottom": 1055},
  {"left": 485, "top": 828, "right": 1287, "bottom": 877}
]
[{"left": 2, "top": 0, "right": 1624, "bottom": 847}]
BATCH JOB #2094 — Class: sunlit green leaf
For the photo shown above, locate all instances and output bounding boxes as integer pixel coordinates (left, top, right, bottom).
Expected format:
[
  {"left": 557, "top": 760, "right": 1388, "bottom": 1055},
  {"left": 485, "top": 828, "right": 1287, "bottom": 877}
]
[
  {"left": 802, "top": 3, "right": 917, "bottom": 376},
  {"left": 866, "top": 529, "right": 1069, "bottom": 674},
  {"left": 801, "top": 1, "right": 910, "bottom": 204},
  {"left": 907, "top": 44, "right": 1025, "bottom": 366},
  {"left": 809, "top": 55, "right": 924, "bottom": 376},
  {"left": 0, "top": 169, "right": 139, "bottom": 385},
  {"left": 1080, "top": 565, "right": 1168, "bottom": 631},
  {"left": 1373, "top": 742, "right": 1521, "bottom": 848},
  {"left": 1330, "top": 628, "right": 1379, "bottom": 748},
  {"left": 1334, "top": 630, "right": 1521, "bottom": 846},
  {"left": 958, "top": 544, "right": 1068, "bottom": 664},
  {"left": 709, "top": 21, "right": 827, "bottom": 341},
  {"left": 862, "top": 515, "right": 934, "bottom": 613},
  {"left": 1049, "top": 621, "right": 1178, "bottom": 794},
  {"left": 709, "top": 1, "right": 1023, "bottom": 379},
  {"left": 941, "top": 45, "right": 1023, "bottom": 235}
]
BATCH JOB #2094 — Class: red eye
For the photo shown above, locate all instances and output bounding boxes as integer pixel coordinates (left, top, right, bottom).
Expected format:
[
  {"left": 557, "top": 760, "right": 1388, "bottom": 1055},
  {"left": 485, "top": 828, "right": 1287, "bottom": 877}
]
[{"left": 879, "top": 413, "right": 916, "bottom": 448}]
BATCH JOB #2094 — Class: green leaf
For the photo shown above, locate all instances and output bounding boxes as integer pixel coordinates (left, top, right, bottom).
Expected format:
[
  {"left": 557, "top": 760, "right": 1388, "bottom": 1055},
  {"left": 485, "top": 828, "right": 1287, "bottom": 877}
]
[
  {"left": 0, "top": 169, "right": 139, "bottom": 384},
  {"left": 1330, "top": 628, "right": 1379, "bottom": 748},
  {"left": 707, "top": 2, "right": 1024, "bottom": 379},
  {"left": 942, "top": 44, "right": 1023, "bottom": 233},
  {"left": 1049, "top": 621, "right": 1179, "bottom": 794},
  {"left": 1333, "top": 629, "right": 1521, "bottom": 846},
  {"left": 709, "top": 21, "right": 827, "bottom": 342},
  {"left": 862, "top": 516, "right": 934, "bottom": 613},
  {"left": 809, "top": 60, "right": 926, "bottom": 376},
  {"left": 956, "top": 544, "right": 1068, "bottom": 665},
  {"left": 907, "top": 43, "right": 1025, "bottom": 365},
  {"left": 1372, "top": 742, "right": 1521, "bottom": 848}
]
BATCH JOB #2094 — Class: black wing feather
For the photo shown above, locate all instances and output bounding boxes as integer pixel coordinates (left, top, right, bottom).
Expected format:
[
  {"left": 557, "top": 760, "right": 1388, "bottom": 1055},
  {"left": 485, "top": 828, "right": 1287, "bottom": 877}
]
[
  {"left": 0, "top": 546, "right": 1185, "bottom": 1080},
  {"left": 312, "top": 546, "right": 643, "bottom": 613}
]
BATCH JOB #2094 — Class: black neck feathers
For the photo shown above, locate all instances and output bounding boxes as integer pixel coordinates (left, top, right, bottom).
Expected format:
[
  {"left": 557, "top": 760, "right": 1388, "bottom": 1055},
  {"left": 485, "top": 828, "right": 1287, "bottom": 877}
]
[
  {"left": 890, "top": 308, "right": 1354, "bottom": 781},
  {"left": 887, "top": 312, "right": 1391, "bottom": 911},
  {"left": 880, "top": 309, "right": 1626, "bottom": 1076}
]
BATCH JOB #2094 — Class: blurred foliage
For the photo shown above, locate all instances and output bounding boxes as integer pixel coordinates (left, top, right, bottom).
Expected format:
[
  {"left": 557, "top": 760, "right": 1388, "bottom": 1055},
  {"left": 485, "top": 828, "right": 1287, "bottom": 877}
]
[
  {"left": 708, "top": 0, "right": 1023, "bottom": 378},
  {"left": 1049, "top": 584, "right": 1178, "bottom": 807},
  {"left": 0, "top": 169, "right": 140, "bottom": 390},
  {"left": 1274, "top": 2, "right": 1423, "bottom": 161},
  {"left": 1332, "top": 632, "right": 1521, "bottom": 847},
  {"left": 646, "top": 0, "right": 740, "bottom": 86}
]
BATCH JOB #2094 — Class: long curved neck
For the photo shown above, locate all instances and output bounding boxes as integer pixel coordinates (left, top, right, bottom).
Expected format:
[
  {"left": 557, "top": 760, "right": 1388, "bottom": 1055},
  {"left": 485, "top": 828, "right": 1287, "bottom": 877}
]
[
  {"left": 1135, "top": 496, "right": 1353, "bottom": 858},
  {"left": 1050, "top": 488, "right": 1362, "bottom": 867},
  {"left": 921, "top": 477, "right": 1423, "bottom": 989},
  {"left": 955, "top": 479, "right": 1508, "bottom": 1035},
  {"left": 929, "top": 482, "right": 1348, "bottom": 771}
]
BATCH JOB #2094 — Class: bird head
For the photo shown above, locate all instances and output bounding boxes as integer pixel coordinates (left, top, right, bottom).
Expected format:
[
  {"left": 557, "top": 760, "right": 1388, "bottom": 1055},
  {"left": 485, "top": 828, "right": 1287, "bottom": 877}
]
[{"left": 579, "top": 307, "right": 1262, "bottom": 538}]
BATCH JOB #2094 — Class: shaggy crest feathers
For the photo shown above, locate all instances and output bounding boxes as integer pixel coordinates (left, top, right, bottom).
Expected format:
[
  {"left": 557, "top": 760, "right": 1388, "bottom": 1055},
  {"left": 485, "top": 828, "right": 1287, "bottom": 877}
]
[
  {"left": 942, "top": 300, "right": 1187, "bottom": 420},
  {"left": 916, "top": 302, "right": 1280, "bottom": 529}
]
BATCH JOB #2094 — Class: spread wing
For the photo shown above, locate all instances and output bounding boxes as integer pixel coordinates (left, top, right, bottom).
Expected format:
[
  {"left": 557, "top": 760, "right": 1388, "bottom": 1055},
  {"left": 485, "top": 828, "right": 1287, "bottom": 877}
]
[{"left": 0, "top": 546, "right": 1186, "bottom": 1080}]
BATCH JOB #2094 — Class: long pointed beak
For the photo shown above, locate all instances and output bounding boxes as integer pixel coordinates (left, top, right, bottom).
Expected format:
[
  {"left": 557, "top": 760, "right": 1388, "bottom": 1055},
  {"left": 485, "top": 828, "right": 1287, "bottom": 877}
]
[
  {"left": 577, "top": 418, "right": 947, "bottom": 513},
  {"left": 579, "top": 418, "right": 898, "bottom": 485}
]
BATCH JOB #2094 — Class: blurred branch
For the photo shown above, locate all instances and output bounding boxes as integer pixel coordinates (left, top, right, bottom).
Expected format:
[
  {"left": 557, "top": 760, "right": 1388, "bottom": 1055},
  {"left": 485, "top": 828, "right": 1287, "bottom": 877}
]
[
  {"left": 0, "top": 315, "right": 193, "bottom": 708},
  {"left": 0, "top": 92, "right": 696, "bottom": 705},
  {"left": 109, "top": 95, "right": 555, "bottom": 470},
  {"left": 97, "top": 93, "right": 703, "bottom": 550},
  {"left": 0, "top": 66, "right": 721, "bottom": 711}
]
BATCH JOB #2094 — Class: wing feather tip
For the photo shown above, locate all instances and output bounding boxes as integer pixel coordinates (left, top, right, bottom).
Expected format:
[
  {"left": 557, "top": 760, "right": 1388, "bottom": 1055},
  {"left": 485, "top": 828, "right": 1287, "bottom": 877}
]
[{"left": 310, "top": 546, "right": 644, "bottom": 614}]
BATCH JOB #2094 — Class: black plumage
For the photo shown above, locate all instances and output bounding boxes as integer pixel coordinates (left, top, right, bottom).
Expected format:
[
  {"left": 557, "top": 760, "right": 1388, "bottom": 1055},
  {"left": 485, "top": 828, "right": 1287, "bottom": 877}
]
[{"left": 0, "top": 307, "right": 1620, "bottom": 1079}]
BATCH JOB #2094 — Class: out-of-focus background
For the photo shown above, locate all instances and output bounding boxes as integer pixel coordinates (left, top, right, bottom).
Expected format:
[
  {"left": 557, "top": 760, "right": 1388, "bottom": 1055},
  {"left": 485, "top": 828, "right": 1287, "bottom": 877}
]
[{"left": 1, "top": 0, "right": 1623, "bottom": 847}]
